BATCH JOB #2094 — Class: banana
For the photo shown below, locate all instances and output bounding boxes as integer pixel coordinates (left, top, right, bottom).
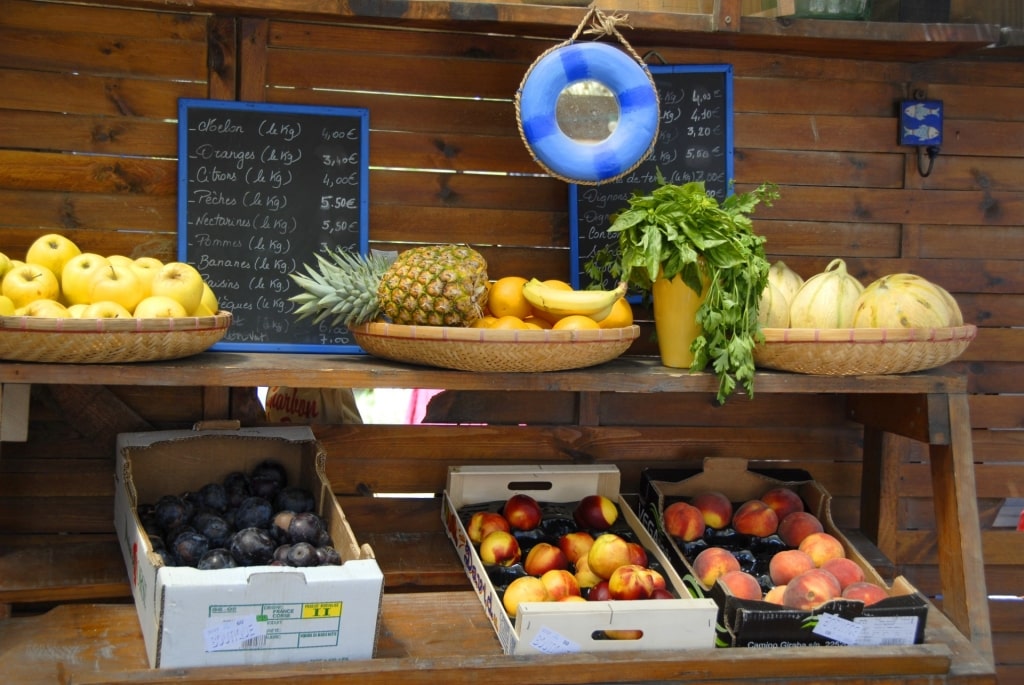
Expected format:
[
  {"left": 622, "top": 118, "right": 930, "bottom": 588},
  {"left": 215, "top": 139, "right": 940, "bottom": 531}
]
[{"left": 522, "top": 279, "right": 628, "bottom": 321}]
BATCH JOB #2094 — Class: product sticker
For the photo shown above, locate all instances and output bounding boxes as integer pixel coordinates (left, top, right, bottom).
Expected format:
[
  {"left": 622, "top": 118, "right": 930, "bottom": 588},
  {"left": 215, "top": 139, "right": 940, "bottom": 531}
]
[
  {"left": 205, "top": 602, "right": 342, "bottom": 652},
  {"left": 852, "top": 615, "right": 919, "bottom": 646},
  {"left": 811, "top": 612, "right": 862, "bottom": 645},
  {"left": 530, "top": 626, "right": 581, "bottom": 654}
]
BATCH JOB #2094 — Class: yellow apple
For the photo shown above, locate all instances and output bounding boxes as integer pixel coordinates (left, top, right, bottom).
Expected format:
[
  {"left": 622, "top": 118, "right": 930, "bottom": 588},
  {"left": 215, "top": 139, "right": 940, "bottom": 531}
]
[
  {"left": 62, "top": 253, "right": 110, "bottom": 305},
  {"left": 16, "top": 298, "right": 70, "bottom": 318},
  {"left": 131, "top": 257, "right": 164, "bottom": 298},
  {"left": 83, "top": 300, "right": 134, "bottom": 319},
  {"left": 0, "top": 294, "right": 15, "bottom": 316},
  {"left": 151, "top": 262, "right": 204, "bottom": 314},
  {"left": 2, "top": 263, "right": 60, "bottom": 308},
  {"left": 0, "top": 251, "right": 12, "bottom": 280},
  {"left": 25, "top": 234, "right": 81, "bottom": 286},
  {"left": 67, "top": 303, "right": 89, "bottom": 318},
  {"left": 134, "top": 295, "right": 188, "bottom": 318},
  {"left": 89, "top": 263, "right": 144, "bottom": 312},
  {"left": 107, "top": 255, "right": 134, "bottom": 268}
]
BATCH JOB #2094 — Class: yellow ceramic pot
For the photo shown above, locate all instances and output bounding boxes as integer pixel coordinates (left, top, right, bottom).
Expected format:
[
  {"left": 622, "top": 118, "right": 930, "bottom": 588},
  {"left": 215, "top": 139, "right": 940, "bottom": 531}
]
[{"left": 652, "top": 271, "right": 707, "bottom": 368}]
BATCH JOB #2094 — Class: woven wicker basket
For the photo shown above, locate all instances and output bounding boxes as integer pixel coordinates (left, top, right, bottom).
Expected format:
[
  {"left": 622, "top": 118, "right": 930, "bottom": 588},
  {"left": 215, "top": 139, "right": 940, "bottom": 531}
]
[
  {"left": 350, "top": 322, "right": 640, "bottom": 372},
  {"left": 754, "top": 325, "right": 976, "bottom": 375},
  {"left": 0, "top": 312, "right": 232, "bottom": 363}
]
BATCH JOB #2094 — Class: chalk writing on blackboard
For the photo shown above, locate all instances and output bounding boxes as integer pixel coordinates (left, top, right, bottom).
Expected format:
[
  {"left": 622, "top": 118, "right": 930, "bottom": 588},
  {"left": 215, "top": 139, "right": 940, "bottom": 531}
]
[
  {"left": 177, "top": 99, "right": 369, "bottom": 353},
  {"left": 570, "top": 65, "right": 733, "bottom": 292}
]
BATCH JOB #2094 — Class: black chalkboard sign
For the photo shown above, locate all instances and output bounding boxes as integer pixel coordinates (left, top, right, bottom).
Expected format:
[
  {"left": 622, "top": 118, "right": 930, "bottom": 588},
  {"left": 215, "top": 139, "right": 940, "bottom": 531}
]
[
  {"left": 570, "top": 64, "right": 733, "bottom": 292},
  {"left": 177, "top": 99, "right": 369, "bottom": 353}
]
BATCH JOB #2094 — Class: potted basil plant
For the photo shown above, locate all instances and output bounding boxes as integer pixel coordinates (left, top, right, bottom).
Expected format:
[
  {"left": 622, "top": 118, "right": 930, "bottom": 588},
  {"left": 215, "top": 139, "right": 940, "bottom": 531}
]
[{"left": 587, "top": 174, "right": 778, "bottom": 403}]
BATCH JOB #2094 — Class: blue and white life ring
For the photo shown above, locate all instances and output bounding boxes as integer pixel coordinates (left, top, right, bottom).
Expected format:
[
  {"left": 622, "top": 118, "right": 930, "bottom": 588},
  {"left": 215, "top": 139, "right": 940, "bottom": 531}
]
[{"left": 517, "top": 41, "right": 659, "bottom": 184}]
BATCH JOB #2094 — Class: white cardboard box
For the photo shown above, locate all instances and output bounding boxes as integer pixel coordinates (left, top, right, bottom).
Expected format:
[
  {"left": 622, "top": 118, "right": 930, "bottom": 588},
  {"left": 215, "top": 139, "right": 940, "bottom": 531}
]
[
  {"left": 442, "top": 464, "right": 718, "bottom": 655},
  {"left": 114, "top": 425, "right": 384, "bottom": 669}
]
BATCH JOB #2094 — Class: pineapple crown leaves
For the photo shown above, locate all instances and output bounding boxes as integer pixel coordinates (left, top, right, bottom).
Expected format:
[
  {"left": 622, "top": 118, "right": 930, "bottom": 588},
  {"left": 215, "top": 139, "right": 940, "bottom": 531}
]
[{"left": 289, "top": 247, "right": 393, "bottom": 328}]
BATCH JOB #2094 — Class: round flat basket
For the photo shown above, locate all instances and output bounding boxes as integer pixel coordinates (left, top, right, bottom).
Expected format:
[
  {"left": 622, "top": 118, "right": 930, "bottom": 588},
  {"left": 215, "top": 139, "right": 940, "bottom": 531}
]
[
  {"left": 0, "top": 312, "right": 232, "bottom": 363},
  {"left": 754, "top": 325, "right": 976, "bottom": 376},
  {"left": 350, "top": 322, "right": 640, "bottom": 372}
]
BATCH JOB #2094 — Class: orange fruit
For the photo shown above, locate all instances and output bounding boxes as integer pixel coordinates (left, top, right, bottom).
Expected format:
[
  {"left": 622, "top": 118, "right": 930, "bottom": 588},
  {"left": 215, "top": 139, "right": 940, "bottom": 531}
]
[
  {"left": 523, "top": 316, "right": 552, "bottom": 329},
  {"left": 473, "top": 315, "right": 497, "bottom": 328},
  {"left": 487, "top": 276, "right": 532, "bottom": 319},
  {"left": 541, "top": 279, "right": 573, "bottom": 291},
  {"left": 530, "top": 279, "right": 577, "bottom": 324},
  {"left": 552, "top": 315, "right": 601, "bottom": 331},
  {"left": 596, "top": 297, "right": 633, "bottom": 329},
  {"left": 490, "top": 315, "right": 529, "bottom": 330}
]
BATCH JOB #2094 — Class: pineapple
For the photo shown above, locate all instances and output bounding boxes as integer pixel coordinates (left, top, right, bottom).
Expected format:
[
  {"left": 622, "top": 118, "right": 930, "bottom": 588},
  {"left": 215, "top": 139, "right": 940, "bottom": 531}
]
[{"left": 290, "top": 244, "right": 489, "bottom": 327}]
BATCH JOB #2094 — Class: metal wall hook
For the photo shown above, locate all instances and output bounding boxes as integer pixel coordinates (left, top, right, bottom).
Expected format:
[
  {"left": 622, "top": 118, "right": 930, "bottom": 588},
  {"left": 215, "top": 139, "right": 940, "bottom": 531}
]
[{"left": 917, "top": 145, "right": 940, "bottom": 178}]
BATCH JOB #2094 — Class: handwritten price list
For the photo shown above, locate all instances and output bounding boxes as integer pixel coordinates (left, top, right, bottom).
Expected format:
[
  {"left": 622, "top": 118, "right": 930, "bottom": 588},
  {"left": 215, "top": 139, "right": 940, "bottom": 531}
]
[
  {"left": 572, "top": 65, "right": 732, "bottom": 291},
  {"left": 178, "top": 100, "right": 369, "bottom": 352}
]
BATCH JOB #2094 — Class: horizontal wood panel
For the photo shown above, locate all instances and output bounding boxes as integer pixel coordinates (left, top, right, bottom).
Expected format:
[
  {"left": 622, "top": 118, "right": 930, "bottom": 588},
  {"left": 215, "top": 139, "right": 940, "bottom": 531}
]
[{"left": 2, "top": 0, "right": 209, "bottom": 40}]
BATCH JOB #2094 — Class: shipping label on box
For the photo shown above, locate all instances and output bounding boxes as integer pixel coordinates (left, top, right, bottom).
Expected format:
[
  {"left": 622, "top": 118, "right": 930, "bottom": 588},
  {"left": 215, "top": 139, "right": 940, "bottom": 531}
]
[
  {"left": 114, "top": 426, "right": 384, "bottom": 669},
  {"left": 443, "top": 464, "right": 718, "bottom": 655},
  {"left": 637, "top": 457, "right": 929, "bottom": 648}
]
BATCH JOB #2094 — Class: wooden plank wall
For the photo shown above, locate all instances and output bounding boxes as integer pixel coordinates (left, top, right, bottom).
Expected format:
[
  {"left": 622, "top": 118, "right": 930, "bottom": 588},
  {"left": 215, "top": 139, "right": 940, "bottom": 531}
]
[{"left": 0, "top": 0, "right": 1020, "bottom": 680}]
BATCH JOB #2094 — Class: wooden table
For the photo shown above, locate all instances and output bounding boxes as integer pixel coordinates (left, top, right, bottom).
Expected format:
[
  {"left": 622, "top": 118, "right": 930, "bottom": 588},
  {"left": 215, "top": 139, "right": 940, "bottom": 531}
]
[{"left": 0, "top": 355, "right": 996, "bottom": 683}]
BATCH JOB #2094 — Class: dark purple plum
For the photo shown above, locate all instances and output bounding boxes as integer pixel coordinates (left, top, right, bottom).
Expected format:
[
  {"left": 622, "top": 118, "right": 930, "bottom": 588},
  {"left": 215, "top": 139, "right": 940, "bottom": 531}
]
[
  {"left": 234, "top": 496, "right": 274, "bottom": 530},
  {"left": 273, "top": 544, "right": 292, "bottom": 563},
  {"left": 285, "top": 542, "right": 319, "bottom": 567},
  {"left": 250, "top": 460, "right": 287, "bottom": 500},
  {"left": 271, "top": 510, "right": 296, "bottom": 543},
  {"left": 275, "top": 486, "right": 315, "bottom": 514},
  {"left": 198, "top": 548, "right": 238, "bottom": 570},
  {"left": 316, "top": 546, "right": 342, "bottom": 566},
  {"left": 229, "top": 527, "right": 276, "bottom": 566},
  {"left": 222, "top": 471, "right": 252, "bottom": 508},
  {"left": 197, "top": 482, "right": 229, "bottom": 513},
  {"left": 153, "top": 495, "right": 190, "bottom": 534},
  {"left": 172, "top": 530, "right": 210, "bottom": 567},
  {"left": 287, "top": 511, "right": 325, "bottom": 545},
  {"left": 193, "top": 512, "right": 232, "bottom": 549}
]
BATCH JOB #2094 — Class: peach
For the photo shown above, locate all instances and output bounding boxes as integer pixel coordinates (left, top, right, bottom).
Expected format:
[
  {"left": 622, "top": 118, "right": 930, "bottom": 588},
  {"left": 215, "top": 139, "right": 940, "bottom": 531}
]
[
  {"left": 763, "top": 584, "right": 787, "bottom": 605},
  {"left": 662, "top": 501, "right": 705, "bottom": 542},
  {"left": 502, "top": 575, "right": 550, "bottom": 618},
  {"left": 573, "top": 554, "right": 604, "bottom": 589},
  {"left": 731, "top": 499, "right": 779, "bottom": 537},
  {"left": 557, "top": 530, "right": 594, "bottom": 565},
  {"left": 524, "top": 542, "right": 568, "bottom": 576},
  {"left": 692, "top": 546, "right": 740, "bottom": 589},
  {"left": 626, "top": 541, "right": 649, "bottom": 568},
  {"left": 467, "top": 511, "right": 510, "bottom": 545},
  {"left": 478, "top": 530, "right": 521, "bottom": 567},
  {"left": 691, "top": 490, "right": 733, "bottom": 530},
  {"left": 573, "top": 494, "right": 619, "bottom": 531},
  {"left": 608, "top": 563, "right": 656, "bottom": 600},
  {"left": 539, "top": 568, "right": 581, "bottom": 601},
  {"left": 586, "top": 532, "right": 633, "bottom": 580},
  {"left": 782, "top": 568, "right": 841, "bottom": 610},
  {"left": 718, "top": 569, "right": 763, "bottom": 601},
  {"left": 502, "top": 493, "right": 542, "bottom": 531},
  {"left": 769, "top": 549, "right": 816, "bottom": 586},
  {"left": 777, "top": 511, "right": 824, "bottom": 547},
  {"left": 822, "top": 557, "right": 865, "bottom": 590},
  {"left": 798, "top": 531, "right": 845, "bottom": 567},
  {"left": 760, "top": 487, "right": 805, "bottom": 522},
  {"left": 842, "top": 581, "right": 889, "bottom": 606}
]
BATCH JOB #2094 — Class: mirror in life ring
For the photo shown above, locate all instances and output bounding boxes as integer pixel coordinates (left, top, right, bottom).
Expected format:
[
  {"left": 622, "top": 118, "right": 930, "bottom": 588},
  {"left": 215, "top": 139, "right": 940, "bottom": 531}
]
[{"left": 517, "top": 41, "right": 659, "bottom": 185}]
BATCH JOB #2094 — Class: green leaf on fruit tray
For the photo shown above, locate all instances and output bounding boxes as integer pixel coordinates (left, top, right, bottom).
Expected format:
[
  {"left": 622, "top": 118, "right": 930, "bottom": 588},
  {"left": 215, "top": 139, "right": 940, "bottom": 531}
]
[{"left": 801, "top": 616, "right": 820, "bottom": 630}]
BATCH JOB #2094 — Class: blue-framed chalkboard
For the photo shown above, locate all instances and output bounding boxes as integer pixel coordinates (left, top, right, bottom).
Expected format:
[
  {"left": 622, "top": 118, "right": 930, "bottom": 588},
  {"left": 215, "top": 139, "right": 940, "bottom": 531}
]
[
  {"left": 178, "top": 99, "right": 369, "bottom": 353},
  {"left": 570, "top": 64, "right": 734, "bottom": 292}
]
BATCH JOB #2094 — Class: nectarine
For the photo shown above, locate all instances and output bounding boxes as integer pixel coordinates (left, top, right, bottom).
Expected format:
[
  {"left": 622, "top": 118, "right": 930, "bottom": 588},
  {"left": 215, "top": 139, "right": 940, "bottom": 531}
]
[
  {"left": 502, "top": 493, "right": 542, "bottom": 531},
  {"left": 524, "top": 542, "right": 568, "bottom": 576},
  {"left": 573, "top": 494, "right": 619, "bottom": 531},
  {"left": 586, "top": 533, "right": 633, "bottom": 580},
  {"left": 479, "top": 530, "right": 521, "bottom": 567},
  {"left": 467, "top": 511, "right": 510, "bottom": 545},
  {"left": 502, "top": 575, "right": 550, "bottom": 618},
  {"left": 539, "top": 569, "right": 581, "bottom": 601},
  {"left": 608, "top": 563, "right": 655, "bottom": 600},
  {"left": 557, "top": 530, "right": 594, "bottom": 565}
]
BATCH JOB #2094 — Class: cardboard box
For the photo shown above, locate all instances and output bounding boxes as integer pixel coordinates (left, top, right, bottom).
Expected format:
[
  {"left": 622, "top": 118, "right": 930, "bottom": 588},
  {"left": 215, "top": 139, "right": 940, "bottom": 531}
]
[
  {"left": 443, "top": 464, "right": 718, "bottom": 655},
  {"left": 637, "top": 458, "right": 929, "bottom": 648},
  {"left": 114, "top": 426, "right": 384, "bottom": 669}
]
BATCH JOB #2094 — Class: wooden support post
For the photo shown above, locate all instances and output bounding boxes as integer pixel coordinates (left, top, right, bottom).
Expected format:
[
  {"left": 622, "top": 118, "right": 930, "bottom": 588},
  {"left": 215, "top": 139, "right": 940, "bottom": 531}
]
[
  {"left": 0, "top": 383, "right": 30, "bottom": 443},
  {"left": 713, "top": 0, "right": 742, "bottom": 30}
]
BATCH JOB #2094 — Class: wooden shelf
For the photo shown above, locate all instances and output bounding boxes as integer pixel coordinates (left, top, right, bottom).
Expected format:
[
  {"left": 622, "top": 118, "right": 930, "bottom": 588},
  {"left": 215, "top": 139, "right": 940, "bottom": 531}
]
[{"left": 79, "top": 0, "right": 1006, "bottom": 62}]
